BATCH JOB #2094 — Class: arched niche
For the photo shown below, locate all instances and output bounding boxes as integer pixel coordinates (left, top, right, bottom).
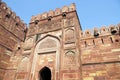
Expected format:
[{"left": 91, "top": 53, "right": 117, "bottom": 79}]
[
  {"left": 65, "top": 28, "right": 75, "bottom": 43},
  {"left": 31, "top": 35, "right": 60, "bottom": 80},
  {"left": 35, "top": 35, "right": 60, "bottom": 53},
  {"left": 64, "top": 49, "right": 76, "bottom": 68}
]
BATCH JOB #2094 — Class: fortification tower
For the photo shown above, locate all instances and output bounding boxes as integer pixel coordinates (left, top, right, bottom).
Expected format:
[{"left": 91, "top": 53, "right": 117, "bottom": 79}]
[
  {"left": 0, "top": 1, "right": 27, "bottom": 80},
  {"left": 21, "top": 3, "right": 82, "bottom": 80}
]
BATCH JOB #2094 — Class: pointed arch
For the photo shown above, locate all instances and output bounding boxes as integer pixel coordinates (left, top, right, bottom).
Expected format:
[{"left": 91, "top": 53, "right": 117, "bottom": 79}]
[
  {"left": 35, "top": 34, "right": 60, "bottom": 53},
  {"left": 39, "top": 66, "right": 51, "bottom": 80},
  {"left": 35, "top": 34, "right": 60, "bottom": 46},
  {"left": 31, "top": 34, "right": 60, "bottom": 80}
]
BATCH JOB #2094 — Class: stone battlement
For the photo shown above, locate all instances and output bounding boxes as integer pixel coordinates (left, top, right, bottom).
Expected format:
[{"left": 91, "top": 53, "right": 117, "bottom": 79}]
[
  {"left": 0, "top": 1, "right": 27, "bottom": 41},
  {"left": 30, "top": 3, "right": 76, "bottom": 23},
  {"left": 0, "top": 1, "right": 26, "bottom": 30},
  {"left": 80, "top": 23, "right": 120, "bottom": 39}
]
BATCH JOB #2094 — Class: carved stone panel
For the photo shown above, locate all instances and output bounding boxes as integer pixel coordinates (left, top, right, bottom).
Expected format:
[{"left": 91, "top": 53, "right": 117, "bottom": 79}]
[
  {"left": 39, "top": 38, "right": 57, "bottom": 49},
  {"left": 35, "top": 35, "right": 60, "bottom": 53},
  {"left": 64, "top": 49, "right": 76, "bottom": 69},
  {"left": 65, "top": 28, "right": 75, "bottom": 43}
]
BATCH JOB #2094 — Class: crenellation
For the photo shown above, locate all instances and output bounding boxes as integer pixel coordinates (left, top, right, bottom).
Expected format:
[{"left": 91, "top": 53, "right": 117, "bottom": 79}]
[
  {"left": 0, "top": 2, "right": 7, "bottom": 10},
  {"left": 117, "top": 23, "right": 120, "bottom": 28},
  {"left": 41, "top": 12, "right": 48, "bottom": 19},
  {"left": 116, "top": 25, "right": 119, "bottom": 31},
  {"left": 118, "top": 23, "right": 120, "bottom": 35},
  {"left": 69, "top": 3, "right": 76, "bottom": 11},
  {"left": 11, "top": 12, "right": 16, "bottom": 19},
  {"left": 30, "top": 3, "right": 76, "bottom": 23},
  {"left": 62, "top": 6, "right": 69, "bottom": 13},
  {"left": 84, "top": 29, "right": 92, "bottom": 38},
  {"left": 109, "top": 24, "right": 118, "bottom": 35},
  {"left": 30, "top": 15, "right": 36, "bottom": 22},
  {"left": 48, "top": 10, "right": 54, "bottom": 17},
  {"left": 100, "top": 26, "right": 112, "bottom": 36},
  {"left": 15, "top": 16, "right": 20, "bottom": 23},
  {"left": 93, "top": 27, "right": 100, "bottom": 37},
  {"left": 6, "top": 7, "right": 11, "bottom": 14},
  {"left": 100, "top": 26, "right": 108, "bottom": 33},
  {"left": 0, "top": 1, "right": 26, "bottom": 31},
  {"left": 0, "top": 1, "right": 120, "bottom": 80},
  {"left": 81, "top": 24, "right": 120, "bottom": 40},
  {"left": 55, "top": 8, "right": 61, "bottom": 15},
  {"left": 80, "top": 24, "right": 120, "bottom": 51},
  {"left": 109, "top": 24, "right": 115, "bottom": 28}
]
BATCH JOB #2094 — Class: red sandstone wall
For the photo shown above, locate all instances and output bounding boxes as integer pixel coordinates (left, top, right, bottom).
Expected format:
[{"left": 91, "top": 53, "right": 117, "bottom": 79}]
[
  {"left": 0, "top": 1, "right": 26, "bottom": 80},
  {"left": 27, "top": 3, "right": 82, "bottom": 80},
  {"left": 0, "top": 1, "right": 119, "bottom": 80},
  {"left": 80, "top": 27, "right": 120, "bottom": 80},
  {"left": 0, "top": 46, "right": 11, "bottom": 80},
  {"left": 27, "top": 2, "right": 120, "bottom": 80},
  {"left": 82, "top": 63, "right": 120, "bottom": 80}
]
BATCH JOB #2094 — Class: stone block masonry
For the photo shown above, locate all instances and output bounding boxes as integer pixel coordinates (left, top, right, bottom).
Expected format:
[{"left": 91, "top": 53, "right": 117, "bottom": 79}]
[{"left": 0, "top": 1, "right": 120, "bottom": 80}]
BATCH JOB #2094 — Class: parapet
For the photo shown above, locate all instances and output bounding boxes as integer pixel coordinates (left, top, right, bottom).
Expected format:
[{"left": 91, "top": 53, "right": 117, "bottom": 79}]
[
  {"left": 30, "top": 3, "right": 76, "bottom": 23},
  {"left": 80, "top": 23, "right": 120, "bottom": 39},
  {"left": 0, "top": 1, "right": 27, "bottom": 29}
]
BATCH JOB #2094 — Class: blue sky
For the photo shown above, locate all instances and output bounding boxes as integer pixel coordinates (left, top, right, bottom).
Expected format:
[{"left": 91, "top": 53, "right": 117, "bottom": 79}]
[{"left": 3, "top": 0, "right": 120, "bottom": 31}]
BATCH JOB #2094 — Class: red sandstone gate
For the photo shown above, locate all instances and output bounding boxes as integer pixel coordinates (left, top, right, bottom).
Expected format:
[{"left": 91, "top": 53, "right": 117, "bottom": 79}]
[
  {"left": 30, "top": 35, "right": 60, "bottom": 80},
  {"left": 35, "top": 52, "right": 56, "bottom": 80}
]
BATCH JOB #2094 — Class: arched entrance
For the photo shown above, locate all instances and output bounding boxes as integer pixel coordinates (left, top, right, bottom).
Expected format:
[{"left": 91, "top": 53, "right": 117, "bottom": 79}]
[
  {"left": 39, "top": 66, "right": 51, "bottom": 80},
  {"left": 31, "top": 35, "right": 60, "bottom": 80}
]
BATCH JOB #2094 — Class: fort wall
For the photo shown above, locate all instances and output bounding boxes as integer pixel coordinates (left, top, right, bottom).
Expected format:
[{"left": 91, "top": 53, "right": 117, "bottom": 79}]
[
  {"left": 23, "top": 3, "right": 120, "bottom": 80},
  {"left": 0, "top": 1, "right": 120, "bottom": 80},
  {"left": 80, "top": 24, "right": 120, "bottom": 80},
  {"left": 0, "top": 1, "right": 27, "bottom": 80}
]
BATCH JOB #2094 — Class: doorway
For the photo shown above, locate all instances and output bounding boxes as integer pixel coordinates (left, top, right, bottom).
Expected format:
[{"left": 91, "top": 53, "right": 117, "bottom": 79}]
[{"left": 39, "top": 66, "right": 51, "bottom": 80}]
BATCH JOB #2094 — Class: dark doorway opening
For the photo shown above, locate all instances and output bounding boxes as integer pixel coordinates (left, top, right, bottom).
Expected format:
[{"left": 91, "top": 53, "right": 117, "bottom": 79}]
[{"left": 39, "top": 66, "right": 51, "bottom": 80}]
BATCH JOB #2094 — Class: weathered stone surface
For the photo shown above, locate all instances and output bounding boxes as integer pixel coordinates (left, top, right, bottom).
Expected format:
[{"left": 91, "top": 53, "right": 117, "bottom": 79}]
[
  {"left": 0, "top": 1, "right": 120, "bottom": 80},
  {"left": 82, "top": 63, "right": 120, "bottom": 80},
  {"left": 0, "top": 1, "right": 26, "bottom": 80},
  {"left": 0, "top": 69, "right": 5, "bottom": 80}
]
